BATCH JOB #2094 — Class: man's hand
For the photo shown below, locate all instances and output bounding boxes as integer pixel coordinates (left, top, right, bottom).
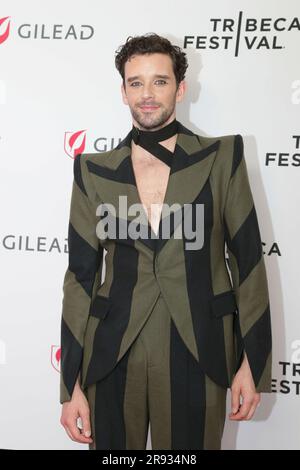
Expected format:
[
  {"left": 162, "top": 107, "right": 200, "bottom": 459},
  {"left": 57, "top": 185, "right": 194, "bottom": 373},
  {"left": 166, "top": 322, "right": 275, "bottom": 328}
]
[
  {"left": 229, "top": 353, "right": 261, "bottom": 421},
  {"left": 60, "top": 379, "right": 93, "bottom": 444}
]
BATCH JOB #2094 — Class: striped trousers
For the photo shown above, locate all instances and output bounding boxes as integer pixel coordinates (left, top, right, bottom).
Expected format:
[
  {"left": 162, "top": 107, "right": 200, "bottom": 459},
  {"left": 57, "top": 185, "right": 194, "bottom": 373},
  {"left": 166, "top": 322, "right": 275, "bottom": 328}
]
[{"left": 84, "top": 293, "right": 227, "bottom": 450}]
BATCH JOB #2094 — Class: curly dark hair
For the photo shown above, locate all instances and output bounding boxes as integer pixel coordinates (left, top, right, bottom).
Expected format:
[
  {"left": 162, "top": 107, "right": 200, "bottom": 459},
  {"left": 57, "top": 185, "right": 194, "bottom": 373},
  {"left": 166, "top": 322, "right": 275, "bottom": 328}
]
[{"left": 115, "top": 33, "right": 188, "bottom": 89}]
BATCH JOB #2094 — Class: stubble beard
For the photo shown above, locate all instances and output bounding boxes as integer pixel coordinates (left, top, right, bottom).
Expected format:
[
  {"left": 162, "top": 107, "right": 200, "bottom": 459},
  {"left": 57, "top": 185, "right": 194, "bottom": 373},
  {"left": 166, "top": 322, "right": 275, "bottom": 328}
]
[{"left": 130, "top": 102, "right": 176, "bottom": 131}]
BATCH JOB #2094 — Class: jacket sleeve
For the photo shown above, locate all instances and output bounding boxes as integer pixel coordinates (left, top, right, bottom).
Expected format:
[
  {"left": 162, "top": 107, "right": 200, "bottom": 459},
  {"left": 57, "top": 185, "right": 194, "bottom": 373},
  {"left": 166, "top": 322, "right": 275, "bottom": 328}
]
[
  {"left": 60, "top": 154, "right": 104, "bottom": 404},
  {"left": 223, "top": 134, "right": 272, "bottom": 392}
]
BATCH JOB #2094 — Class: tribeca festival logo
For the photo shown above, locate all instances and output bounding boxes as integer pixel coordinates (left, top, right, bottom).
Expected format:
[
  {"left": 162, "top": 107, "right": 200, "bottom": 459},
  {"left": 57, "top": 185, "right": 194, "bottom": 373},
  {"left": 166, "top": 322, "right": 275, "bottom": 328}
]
[
  {"left": 0, "top": 15, "right": 94, "bottom": 45},
  {"left": 51, "top": 345, "right": 61, "bottom": 373},
  {"left": 184, "top": 11, "right": 300, "bottom": 56},
  {"left": 272, "top": 340, "right": 300, "bottom": 396},
  {"left": 266, "top": 135, "right": 300, "bottom": 167}
]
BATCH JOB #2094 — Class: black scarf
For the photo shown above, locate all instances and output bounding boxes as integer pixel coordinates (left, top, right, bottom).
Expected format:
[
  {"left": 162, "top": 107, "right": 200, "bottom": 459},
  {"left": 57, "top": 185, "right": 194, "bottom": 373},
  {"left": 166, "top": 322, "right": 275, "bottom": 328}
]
[{"left": 131, "top": 118, "right": 179, "bottom": 167}]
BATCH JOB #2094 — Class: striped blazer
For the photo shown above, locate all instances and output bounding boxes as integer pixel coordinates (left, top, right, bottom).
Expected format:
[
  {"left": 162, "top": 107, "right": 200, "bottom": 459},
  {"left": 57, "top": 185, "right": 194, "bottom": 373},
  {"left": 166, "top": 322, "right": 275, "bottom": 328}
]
[{"left": 59, "top": 121, "right": 272, "bottom": 404}]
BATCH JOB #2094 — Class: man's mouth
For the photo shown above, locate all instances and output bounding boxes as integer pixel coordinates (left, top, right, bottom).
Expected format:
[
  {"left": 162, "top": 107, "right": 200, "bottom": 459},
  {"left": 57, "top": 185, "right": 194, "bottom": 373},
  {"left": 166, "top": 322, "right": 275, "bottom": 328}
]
[{"left": 140, "top": 105, "right": 159, "bottom": 111}]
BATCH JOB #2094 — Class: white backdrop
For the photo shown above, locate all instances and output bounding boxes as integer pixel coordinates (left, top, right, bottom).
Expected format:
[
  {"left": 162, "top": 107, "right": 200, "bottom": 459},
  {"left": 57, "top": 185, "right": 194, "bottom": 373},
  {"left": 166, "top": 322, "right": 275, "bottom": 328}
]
[{"left": 0, "top": 0, "right": 299, "bottom": 450}]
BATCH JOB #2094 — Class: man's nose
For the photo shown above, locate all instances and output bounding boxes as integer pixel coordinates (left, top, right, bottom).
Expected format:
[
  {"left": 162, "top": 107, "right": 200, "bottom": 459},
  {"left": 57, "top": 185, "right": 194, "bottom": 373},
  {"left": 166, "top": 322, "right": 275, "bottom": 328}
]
[{"left": 141, "top": 83, "right": 154, "bottom": 99}]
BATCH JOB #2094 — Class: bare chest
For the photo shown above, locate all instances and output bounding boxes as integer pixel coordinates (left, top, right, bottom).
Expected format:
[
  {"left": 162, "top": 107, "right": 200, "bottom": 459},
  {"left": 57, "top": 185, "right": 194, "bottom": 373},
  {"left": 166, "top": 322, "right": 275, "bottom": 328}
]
[{"left": 131, "top": 154, "right": 170, "bottom": 235}]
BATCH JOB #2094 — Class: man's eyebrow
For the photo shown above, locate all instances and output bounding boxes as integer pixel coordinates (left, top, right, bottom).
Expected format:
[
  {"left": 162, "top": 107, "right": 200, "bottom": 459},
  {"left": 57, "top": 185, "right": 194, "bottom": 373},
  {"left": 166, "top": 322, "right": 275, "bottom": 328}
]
[{"left": 126, "top": 74, "right": 171, "bottom": 83}]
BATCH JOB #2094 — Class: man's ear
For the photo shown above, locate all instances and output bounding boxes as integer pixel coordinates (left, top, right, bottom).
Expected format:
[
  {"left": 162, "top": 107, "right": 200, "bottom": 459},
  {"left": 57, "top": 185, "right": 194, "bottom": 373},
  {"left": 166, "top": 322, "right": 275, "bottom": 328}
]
[
  {"left": 176, "top": 80, "right": 187, "bottom": 103},
  {"left": 121, "top": 82, "right": 128, "bottom": 105}
]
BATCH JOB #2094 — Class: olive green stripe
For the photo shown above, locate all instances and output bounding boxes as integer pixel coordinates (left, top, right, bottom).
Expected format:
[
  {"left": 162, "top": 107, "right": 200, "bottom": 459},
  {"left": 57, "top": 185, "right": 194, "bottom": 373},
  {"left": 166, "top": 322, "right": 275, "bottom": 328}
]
[
  {"left": 224, "top": 157, "right": 254, "bottom": 240},
  {"left": 123, "top": 338, "right": 149, "bottom": 449},
  {"left": 155, "top": 235, "right": 199, "bottom": 362},
  {"left": 226, "top": 245, "right": 269, "bottom": 338},
  {"left": 117, "top": 243, "right": 161, "bottom": 362}
]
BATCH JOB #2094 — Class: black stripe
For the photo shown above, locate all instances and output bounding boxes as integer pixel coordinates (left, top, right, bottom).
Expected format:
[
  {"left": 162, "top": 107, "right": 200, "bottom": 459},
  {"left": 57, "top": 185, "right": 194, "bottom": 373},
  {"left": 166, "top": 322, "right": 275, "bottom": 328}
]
[
  {"left": 87, "top": 157, "right": 135, "bottom": 185},
  {"left": 60, "top": 316, "right": 83, "bottom": 398},
  {"left": 84, "top": 243, "right": 139, "bottom": 386},
  {"left": 170, "top": 319, "right": 206, "bottom": 449},
  {"left": 172, "top": 140, "right": 220, "bottom": 173},
  {"left": 68, "top": 222, "right": 102, "bottom": 297},
  {"left": 226, "top": 205, "right": 263, "bottom": 285},
  {"left": 189, "top": 138, "right": 220, "bottom": 164},
  {"left": 243, "top": 304, "right": 272, "bottom": 387},
  {"left": 183, "top": 179, "right": 229, "bottom": 387},
  {"left": 73, "top": 154, "right": 87, "bottom": 196},
  {"left": 231, "top": 134, "right": 244, "bottom": 178},
  {"left": 94, "top": 350, "right": 130, "bottom": 449},
  {"left": 233, "top": 311, "right": 245, "bottom": 373},
  {"left": 139, "top": 141, "right": 174, "bottom": 167}
]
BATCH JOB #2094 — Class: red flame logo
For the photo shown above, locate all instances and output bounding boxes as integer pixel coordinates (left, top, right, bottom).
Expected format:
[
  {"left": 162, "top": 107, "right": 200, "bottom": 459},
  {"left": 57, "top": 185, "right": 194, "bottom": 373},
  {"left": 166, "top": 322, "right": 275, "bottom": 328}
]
[
  {"left": 55, "top": 347, "right": 61, "bottom": 363},
  {"left": 64, "top": 130, "right": 87, "bottom": 158},
  {"left": 51, "top": 345, "right": 61, "bottom": 373},
  {"left": 0, "top": 17, "right": 10, "bottom": 45}
]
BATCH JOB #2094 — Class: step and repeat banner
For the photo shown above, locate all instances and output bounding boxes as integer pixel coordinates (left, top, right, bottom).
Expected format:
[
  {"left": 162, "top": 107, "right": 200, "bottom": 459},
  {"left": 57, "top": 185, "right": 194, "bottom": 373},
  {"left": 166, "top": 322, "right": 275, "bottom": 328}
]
[{"left": 0, "top": 0, "right": 299, "bottom": 450}]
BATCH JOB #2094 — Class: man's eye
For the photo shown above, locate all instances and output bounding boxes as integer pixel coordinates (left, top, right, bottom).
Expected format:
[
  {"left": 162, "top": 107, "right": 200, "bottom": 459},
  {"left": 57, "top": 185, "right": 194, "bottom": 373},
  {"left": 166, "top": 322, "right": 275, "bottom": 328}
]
[{"left": 130, "top": 80, "right": 167, "bottom": 87}]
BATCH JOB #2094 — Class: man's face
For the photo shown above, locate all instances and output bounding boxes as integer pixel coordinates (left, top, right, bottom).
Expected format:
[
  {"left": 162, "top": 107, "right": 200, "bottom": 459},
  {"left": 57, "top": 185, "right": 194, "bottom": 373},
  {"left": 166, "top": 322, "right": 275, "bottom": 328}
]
[{"left": 121, "top": 52, "right": 186, "bottom": 131}]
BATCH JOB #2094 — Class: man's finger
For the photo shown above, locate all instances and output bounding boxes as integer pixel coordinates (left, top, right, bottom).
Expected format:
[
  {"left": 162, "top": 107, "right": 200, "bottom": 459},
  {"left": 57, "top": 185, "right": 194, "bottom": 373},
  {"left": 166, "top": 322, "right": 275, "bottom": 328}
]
[
  {"left": 230, "top": 386, "right": 241, "bottom": 415},
  {"left": 230, "top": 398, "right": 253, "bottom": 420},
  {"left": 81, "top": 410, "right": 92, "bottom": 439},
  {"left": 67, "top": 418, "right": 92, "bottom": 443},
  {"left": 64, "top": 425, "right": 75, "bottom": 441}
]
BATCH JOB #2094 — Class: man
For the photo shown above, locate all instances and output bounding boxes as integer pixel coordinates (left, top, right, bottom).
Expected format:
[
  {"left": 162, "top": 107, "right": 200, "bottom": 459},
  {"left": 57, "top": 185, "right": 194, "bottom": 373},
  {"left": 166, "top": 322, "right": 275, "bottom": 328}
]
[{"left": 59, "top": 33, "right": 272, "bottom": 450}]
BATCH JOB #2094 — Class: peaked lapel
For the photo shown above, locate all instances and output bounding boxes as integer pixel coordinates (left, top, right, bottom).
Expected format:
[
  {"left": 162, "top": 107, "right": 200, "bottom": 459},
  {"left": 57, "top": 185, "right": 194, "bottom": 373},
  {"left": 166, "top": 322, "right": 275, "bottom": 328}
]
[{"left": 86, "top": 121, "right": 221, "bottom": 254}]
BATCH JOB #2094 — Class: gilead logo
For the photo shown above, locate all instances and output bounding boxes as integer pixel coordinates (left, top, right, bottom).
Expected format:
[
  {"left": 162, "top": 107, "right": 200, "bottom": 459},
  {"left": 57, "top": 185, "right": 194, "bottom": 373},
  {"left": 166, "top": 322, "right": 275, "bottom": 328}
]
[
  {"left": 0, "top": 16, "right": 10, "bottom": 44},
  {"left": 64, "top": 130, "right": 87, "bottom": 159},
  {"left": 51, "top": 345, "right": 61, "bottom": 373},
  {"left": 0, "top": 17, "right": 94, "bottom": 44},
  {"left": 18, "top": 23, "right": 94, "bottom": 40}
]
